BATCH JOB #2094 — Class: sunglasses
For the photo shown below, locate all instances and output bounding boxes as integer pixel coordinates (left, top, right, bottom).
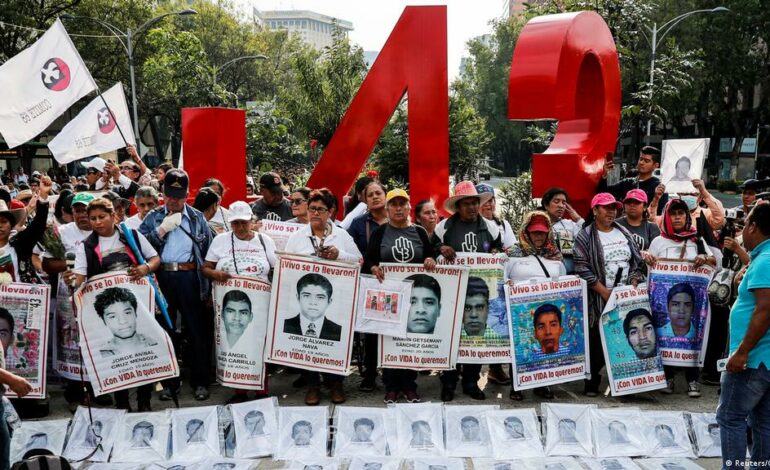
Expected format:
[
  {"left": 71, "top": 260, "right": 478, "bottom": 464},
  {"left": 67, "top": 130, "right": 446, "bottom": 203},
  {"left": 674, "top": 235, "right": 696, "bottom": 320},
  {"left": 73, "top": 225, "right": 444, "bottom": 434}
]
[
  {"left": 86, "top": 169, "right": 99, "bottom": 175},
  {"left": 308, "top": 206, "right": 329, "bottom": 214},
  {"left": 290, "top": 198, "right": 307, "bottom": 206}
]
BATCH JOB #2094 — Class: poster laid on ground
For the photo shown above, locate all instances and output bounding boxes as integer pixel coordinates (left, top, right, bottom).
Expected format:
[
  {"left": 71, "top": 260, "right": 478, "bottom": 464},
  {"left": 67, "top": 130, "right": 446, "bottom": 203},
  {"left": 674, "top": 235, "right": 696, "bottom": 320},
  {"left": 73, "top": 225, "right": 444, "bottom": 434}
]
[
  {"left": 648, "top": 261, "right": 715, "bottom": 367},
  {"left": 171, "top": 405, "right": 221, "bottom": 460},
  {"left": 640, "top": 411, "right": 694, "bottom": 458},
  {"left": 437, "top": 254, "right": 510, "bottom": 364},
  {"left": 111, "top": 411, "right": 171, "bottom": 463},
  {"left": 213, "top": 276, "right": 271, "bottom": 390},
  {"left": 354, "top": 275, "right": 412, "bottom": 337},
  {"left": 543, "top": 403, "right": 596, "bottom": 458},
  {"left": 507, "top": 277, "right": 589, "bottom": 391},
  {"left": 485, "top": 408, "right": 545, "bottom": 459},
  {"left": 600, "top": 285, "right": 666, "bottom": 396},
  {"left": 390, "top": 403, "right": 446, "bottom": 457},
  {"left": 74, "top": 273, "right": 179, "bottom": 395},
  {"left": 53, "top": 275, "right": 86, "bottom": 380},
  {"left": 275, "top": 406, "right": 329, "bottom": 460},
  {"left": 260, "top": 220, "right": 304, "bottom": 252},
  {"left": 0, "top": 283, "right": 50, "bottom": 398},
  {"left": 444, "top": 405, "right": 497, "bottom": 457},
  {"left": 332, "top": 406, "right": 390, "bottom": 457},
  {"left": 348, "top": 456, "right": 401, "bottom": 470},
  {"left": 265, "top": 254, "right": 360, "bottom": 375},
  {"left": 63, "top": 406, "right": 125, "bottom": 462},
  {"left": 690, "top": 412, "right": 721, "bottom": 458},
  {"left": 378, "top": 264, "right": 468, "bottom": 371},
  {"left": 9, "top": 418, "right": 69, "bottom": 463},
  {"left": 231, "top": 397, "right": 280, "bottom": 458},
  {"left": 590, "top": 407, "right": 647, "bottom": 457},
  {"left": 660, "top": 138, "right": 709, "bottom": 194}
]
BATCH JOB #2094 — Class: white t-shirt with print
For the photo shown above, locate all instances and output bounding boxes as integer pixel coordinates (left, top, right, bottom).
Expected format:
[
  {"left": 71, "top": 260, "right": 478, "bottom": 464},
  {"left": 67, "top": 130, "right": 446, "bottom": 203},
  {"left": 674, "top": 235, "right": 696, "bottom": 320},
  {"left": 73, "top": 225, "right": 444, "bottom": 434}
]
[
  {"left": 43, "top": 222, "right": 91, "bottom": 259},
  {"left": 73, "top": 231, "right": 157, "bottom": 275},
  {"left": 205, "top": 232, "right": 277, "bottom": 282},
  {"left": 598, "top": 228, "right": 631, "bottom": 288}
]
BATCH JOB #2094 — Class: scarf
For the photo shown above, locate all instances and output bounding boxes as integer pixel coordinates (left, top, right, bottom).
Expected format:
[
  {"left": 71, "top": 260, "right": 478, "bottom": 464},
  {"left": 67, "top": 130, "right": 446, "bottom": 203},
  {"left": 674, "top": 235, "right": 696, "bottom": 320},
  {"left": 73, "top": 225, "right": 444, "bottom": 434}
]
[
  {"left": 660, "top": 198, "right": 698, "bottom": 242},
  {"left": 507, "top": 210, "right": 563, "bottom": 261}
]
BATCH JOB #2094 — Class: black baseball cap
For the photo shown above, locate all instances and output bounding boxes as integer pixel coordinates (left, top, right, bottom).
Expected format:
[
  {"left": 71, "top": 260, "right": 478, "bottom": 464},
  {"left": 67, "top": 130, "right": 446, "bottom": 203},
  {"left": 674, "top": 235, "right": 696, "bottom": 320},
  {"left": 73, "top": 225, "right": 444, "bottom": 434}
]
[
  {"left": 102, "top": 191, "right": 130, "bottom": 210},
  {"left": 164, "top": 169, "right": 189, "bottom": 199},
  {"left": 259, "top": 172, "right": 283, "bottom": 192}
]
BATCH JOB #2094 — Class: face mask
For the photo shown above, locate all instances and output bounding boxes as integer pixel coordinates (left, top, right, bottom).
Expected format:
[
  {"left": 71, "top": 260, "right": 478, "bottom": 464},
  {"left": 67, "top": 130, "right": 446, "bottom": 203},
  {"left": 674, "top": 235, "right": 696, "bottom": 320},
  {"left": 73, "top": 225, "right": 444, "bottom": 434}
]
[{"left": 680, "top": 195, "right": 698, "bottom": 211}]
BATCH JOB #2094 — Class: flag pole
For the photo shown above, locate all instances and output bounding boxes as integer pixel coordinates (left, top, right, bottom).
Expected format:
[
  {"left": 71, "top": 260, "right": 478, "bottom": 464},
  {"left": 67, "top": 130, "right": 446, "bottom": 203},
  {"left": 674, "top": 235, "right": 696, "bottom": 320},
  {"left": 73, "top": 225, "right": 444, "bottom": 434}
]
[{"left": 95, "top": 87, "right": 130, "bottom": 147}]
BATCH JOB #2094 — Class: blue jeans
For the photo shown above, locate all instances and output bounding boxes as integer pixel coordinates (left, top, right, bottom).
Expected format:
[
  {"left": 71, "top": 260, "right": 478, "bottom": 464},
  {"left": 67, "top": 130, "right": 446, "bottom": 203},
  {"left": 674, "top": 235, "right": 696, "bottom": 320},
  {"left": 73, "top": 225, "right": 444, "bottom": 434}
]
[{"left": 716, "top": 364, "right": 770, "bottom": 469}]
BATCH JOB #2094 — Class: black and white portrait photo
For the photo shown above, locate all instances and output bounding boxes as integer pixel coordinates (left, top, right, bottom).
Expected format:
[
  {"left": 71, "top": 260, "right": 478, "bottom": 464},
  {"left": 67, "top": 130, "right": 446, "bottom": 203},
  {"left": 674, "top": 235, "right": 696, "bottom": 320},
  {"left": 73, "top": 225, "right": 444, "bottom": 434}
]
[
  {"left": 445, "top": 405, "right": 495, "bottom": 457},
  {"left": 660, "top": 138, "right": 709, "bottom": 194},
  {"left": 332, "top": 407, "right": 391, "bottom": 458},
  {"left": 641, "top": 412, "right": 694, "bottom": 458},
  {"left": 486, "top": 409, "right": 544, "bottom": 459},
  {"left": 171, "top": 406, "right": 220, "bottom": 459},
  {"left": 544, "top": 404, "right": 596, "bottom": 457},
  {"left": 392, "top": 403, "right": 445, "bottom": 457},
  {"left": 277, "top": 406, "right": 329, "bottom": 459},
  {"left": 9, "top": 419, "right": 69, "bottom": 464},
  {"left": 94, "top": 287, "right": 158, "bottom": 358},
  {"left": 130, "top": 421, "right": 154, "bottom": 448},
  {"left": 580, "top": 458, "right": 643, "bottom": 470},
  {"left": 231, "top": 397, "right": 279, "bottom": 458},
  {"left": 347, "top": 456, "right": 400, "bottom": 470},
  {"left": 412, "top": 457, "right": 465, "bottom": 470},
  {"left": 635, "top": 458, "right": 704, "bottom": 470},
  {"left": 284, "top": 273, "right": 342, "bottom": 341},
  {"left": 63, "top": 407, "right": 124, "bottom": 462},
  {"left": 690, "top": 412, "right": 721, "bottom": 458},
  {"left": 591, "top": 408, "right": 645, "bottom": 457},
  {"left": 112, "top": 411, "right": 171, "bottom": 463},
  {"left": 287, "top": 458, "right": 341, "bottom": 470}
]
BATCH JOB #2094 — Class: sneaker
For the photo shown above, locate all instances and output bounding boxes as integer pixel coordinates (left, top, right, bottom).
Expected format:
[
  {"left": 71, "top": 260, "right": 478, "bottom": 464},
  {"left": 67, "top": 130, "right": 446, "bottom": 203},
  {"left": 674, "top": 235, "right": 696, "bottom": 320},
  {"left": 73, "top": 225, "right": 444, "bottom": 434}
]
[
  {"left": 359, "top": 376, "right": 376, "bottom": 392},
  {"left": 404, "top": 390, "right": 421, "bottom": 403},
  {"left": 383, "top": 391, "right": 399, "bottom": 404},
  {"left": 688, "top": 381, "right": 701, "bottom": 398},
  {"left": 661, "top": 379, "right": 675, "bottom": 395}
]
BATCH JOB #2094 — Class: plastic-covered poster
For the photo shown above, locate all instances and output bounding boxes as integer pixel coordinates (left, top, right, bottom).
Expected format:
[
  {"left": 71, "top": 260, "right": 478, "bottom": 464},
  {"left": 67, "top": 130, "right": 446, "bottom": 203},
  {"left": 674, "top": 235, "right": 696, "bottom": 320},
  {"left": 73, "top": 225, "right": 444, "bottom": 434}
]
[
  {"left": 348, "top": 456, "right": 402, "bottom": 470},
  {"left": 265, "top": 255, "right": 360, "bottom": 375},
  {"left": 9, "top": 418, "right": 68, "bottom": 464},
  {"left": 660, "top": 138, "right": 709, "bottom": 195},
  {"left": 62, "top": 406, "right": 125, "bottom": 462},
  {"left": 485, "top": 408, "right": 544, "bottom": 459},
  {"left": 411, "top": 457, "right": 465, "bottom": 470},
  {"left": 276, "top": 406, "right": 329, "bottom": 460},
  {"left": 648, "top": 261, "right": 715, "bottom": 366},
  {"left": 507, "top": 277, "right": 589, "bottom": 390},
  {"left": 332, "top": 406, "right": 389, "bottom": 457},
  {"left": 640, "top": 412, "right": 694, "bottom": 458},
  {"left": 543, "top": 403, "right": 596, "bottom": 457},
  {"left": 580, "top": 458, "right": 643, "bottom": 470},
  {"left": 53, "top": 275, "right": 86, "bottom": 380},
  {"left": 444, "top": 405, "right": 497, "bottom": 457},
  {"left": 600, "top": 285, "right": 666, "bottom": 396},
  {"left": 472, "top": 459, "right": 526, "bottom": 470},
  {"left": 171, "top": 405, "right": 221, "bottom": 459},
  {"left": 439, "top": 254, "right": 510, "bottom": 364},
  {"left": 354, "top": 275, "right": 412, "bottom": 337},
  {"left": 379, "top": 264, "right": 468, "bottom": 371},
  {"left": 191, "top": 458, "right": 255, "bottom": 470},
  {"left": 390, "top": 403, "right": 445, "bottom": 457},
  {"left": 288, "top": 458, "right": 341, "bottom": 470},
  {"left": 111, "top": 410, "right": 171, "bottom": 462},
  {"left": 86, "top": 464, "right": 144, "bottom": 470},
  {"left": 260, "top": 220, "right": 304, "bottom": 252},
  {"left": 590, "top": 408, "right": 646, "bottom": 457},
  {"left": 213, "top": 276, "right": 271, "bottom": 390},
  {"left": 231, "top": 396, "right": 279, "bottom": 458},
  {"left": 218, "top": 405, "right": 235, "bottom": 458},
  {"left": 0, "top": 282, "right": 50, "bottom": 398},
  {"left": 635, "top": 458, "right": 706, "bottom": 470},
  {"left": 145, "top": 461, "right": 195, "bottom": 470},
  {"left": 527, "top": 457, "right": 585, "bottom": 470},
  {"left": 689, "top": 412, "right": 720, "bottom": 458}
]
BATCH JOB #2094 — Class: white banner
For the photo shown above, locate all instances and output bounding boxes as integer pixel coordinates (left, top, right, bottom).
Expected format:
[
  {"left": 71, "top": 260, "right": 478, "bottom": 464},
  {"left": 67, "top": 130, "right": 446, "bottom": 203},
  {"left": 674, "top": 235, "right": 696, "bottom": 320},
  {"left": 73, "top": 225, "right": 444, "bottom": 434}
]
[
  {"left": 354, "top": 275, "right": 412, "bottom": 337},
  {"left": 265, "top": 254, "right": 360, "bottom": 375},
  {"left": 53, "top": 276, "right": 86, "bottom": 380},
  {"left": 48, "top": 82, "right": 136, "bottom": 164},
  {"left": 660, "top": 138, "right": 709, "bottom": 194},
  {"left": 260, "top": 220, "right": 304, "bottom": 251},
  {"left": 75, "top": 273, "right": 179, "bottom": 395},
  {"left": 0, "top": 19, "right": 96, "bottom": 148},
  {"left": 0, "top": 282, "right": 50, "bottom": 399},
  {"left": 378, "top": 264, "right": 468, "bottom": 371},
  {"left": 213, "top": 276, "right": 271, "bottom": 390}
]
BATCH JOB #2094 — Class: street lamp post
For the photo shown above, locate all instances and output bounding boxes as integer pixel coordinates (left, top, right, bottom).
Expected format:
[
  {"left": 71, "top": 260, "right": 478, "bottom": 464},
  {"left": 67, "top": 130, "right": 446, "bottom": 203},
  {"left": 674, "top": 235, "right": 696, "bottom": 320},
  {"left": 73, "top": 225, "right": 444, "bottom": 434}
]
[
  {"left": 213, "top": 54, "right": 269, "bottom": 107},
  {"left": 63, "top": 10, "right": 198, "bottom": 140},
  {"left": 642, "top": 7, "right": 728, "bottom": 144}
]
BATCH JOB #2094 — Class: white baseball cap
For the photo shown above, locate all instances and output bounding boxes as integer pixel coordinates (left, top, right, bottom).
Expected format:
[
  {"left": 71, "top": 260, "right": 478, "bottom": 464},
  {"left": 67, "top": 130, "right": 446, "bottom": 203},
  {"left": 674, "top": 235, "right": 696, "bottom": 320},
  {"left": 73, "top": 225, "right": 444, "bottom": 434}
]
[
  {"left": 229, "top": 201, "right": 254, "bottom": 222},
  {"left": 81, "top": 157, "right": 107, "bottom": 172}
]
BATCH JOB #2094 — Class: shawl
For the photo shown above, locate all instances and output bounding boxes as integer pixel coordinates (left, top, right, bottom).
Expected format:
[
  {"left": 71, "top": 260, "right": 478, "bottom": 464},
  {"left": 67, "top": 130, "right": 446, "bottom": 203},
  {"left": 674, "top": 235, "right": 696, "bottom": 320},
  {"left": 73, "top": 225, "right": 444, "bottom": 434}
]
[
  {"left": 660, "top": 198, "right": 698, "bottom": 242},
  {"left": 507, "top": 210, "right": 563, "bottom": 261}
]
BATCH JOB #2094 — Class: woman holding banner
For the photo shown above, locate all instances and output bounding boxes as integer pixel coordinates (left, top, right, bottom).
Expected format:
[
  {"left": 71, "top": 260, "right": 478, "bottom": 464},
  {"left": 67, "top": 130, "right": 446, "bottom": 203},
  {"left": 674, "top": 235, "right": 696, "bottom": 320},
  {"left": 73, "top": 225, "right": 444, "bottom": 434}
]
[
  {"left": 364, "top": 188, "right": 437, "bottom": 404},
  {"left": 574, "top": 193, "right": 645, "bottom": 397},
  {"left": 540, "top": 188, "right": 584, "bottom": 274},
  {"left": 285, "top": 188, "right": 362, "bottom": 405},
  {"left": 202, "top": 200, "right": 276, "bottom": 403},
  {"left": 645, "top": 198, "right": 721, "bottom": 398},
  {"left": 65, "top": 198, "right": 160, "bottom": 412},
  {"left": 506, "top": 210, "right": 566, "bottom": 400}
]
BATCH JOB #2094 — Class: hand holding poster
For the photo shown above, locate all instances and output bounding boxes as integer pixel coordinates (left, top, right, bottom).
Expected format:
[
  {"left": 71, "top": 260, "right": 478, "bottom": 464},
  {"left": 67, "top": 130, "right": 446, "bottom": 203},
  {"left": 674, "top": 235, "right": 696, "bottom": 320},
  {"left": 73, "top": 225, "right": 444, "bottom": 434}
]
[
  {"left": 378, "top": 264, "right": 468, "bottom": 370},
  {"left": 599, "top": 285, "right": 666, "bottom": 396},
  {"left": 660, "top": 138, "right": 709, "bottom": 194},
  {"left": 648, "top": 261, "right": 715, "bottom": 366},
  {"left": 74, "top": 273, "right": 179, "bottom": 395},
  {"left": 507, "top": 277, "right": 589, "bottom": 390},
  {"left": 213, "top": 276, "right": 271, "bottom": 390},
  {"left": 438, "top": 254, "right": 510, "bottom": 364},
  {"left": 260, "top": 220, "right": 304, "bottom": 251},
  {"left": 0, "top": 283, "right": 50, "bottom": 398},
  {"left": 265, "top": 254, "right": 360, "bottom": 375},
  {"left": 354, "top": 275, "right": 412, "bottom": 337}
]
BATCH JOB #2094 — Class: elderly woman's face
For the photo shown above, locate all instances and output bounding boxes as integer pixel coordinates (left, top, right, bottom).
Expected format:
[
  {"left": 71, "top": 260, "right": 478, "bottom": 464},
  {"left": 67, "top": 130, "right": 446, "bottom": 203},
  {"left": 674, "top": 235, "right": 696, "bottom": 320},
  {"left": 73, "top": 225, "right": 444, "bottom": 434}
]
[{"left": 528, "top": 230, "right": 547, "bottom": 248}]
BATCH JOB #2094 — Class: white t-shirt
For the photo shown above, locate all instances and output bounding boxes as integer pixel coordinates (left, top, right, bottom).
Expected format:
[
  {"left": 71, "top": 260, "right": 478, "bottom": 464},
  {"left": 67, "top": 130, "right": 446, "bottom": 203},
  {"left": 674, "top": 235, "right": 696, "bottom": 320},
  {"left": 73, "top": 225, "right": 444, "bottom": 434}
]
[
  {"left": 205, "top": 232, "right": 277, "bottom": 282},
  {"left": 506, "top": 255, "right": 566, "bottom": 283},
  {"left": 598, "top": 228, "right": 631, "bottom": 288},
  {"left": 73, "top": 231, "right": 157, "bottom": 275},
  {"left": 123, "top": 214, "right": 143, "bottom": 230},
  {"left": 44, "top": 222, "right": 91, "bottom": 259},
  {"left": 0, "top": 244, "right": 18, "bottom": 280},
  {"left": 647, "top": 236, "right": 723, "bottom": 265}
]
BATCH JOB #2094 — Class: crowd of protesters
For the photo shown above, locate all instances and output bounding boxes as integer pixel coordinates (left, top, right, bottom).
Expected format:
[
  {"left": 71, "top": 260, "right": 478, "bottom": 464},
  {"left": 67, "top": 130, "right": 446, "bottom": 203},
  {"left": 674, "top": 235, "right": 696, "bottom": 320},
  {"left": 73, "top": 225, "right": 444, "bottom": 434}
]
[{"left": 1, "top": 144, "right": 770, "bottom": 470}]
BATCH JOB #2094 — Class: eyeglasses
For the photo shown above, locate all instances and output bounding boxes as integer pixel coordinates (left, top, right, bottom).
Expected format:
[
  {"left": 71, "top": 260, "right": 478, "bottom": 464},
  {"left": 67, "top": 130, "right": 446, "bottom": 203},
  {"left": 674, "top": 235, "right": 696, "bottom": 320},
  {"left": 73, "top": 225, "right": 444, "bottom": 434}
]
[
  {"left": 290, "top": 198, "right": 307, "bottom": 206},
  {"left": 308, "top": 206, "right": 329, "bottom": 214},
  {"left": 86, "top": 169, "right": 99, "bottom": 175}
]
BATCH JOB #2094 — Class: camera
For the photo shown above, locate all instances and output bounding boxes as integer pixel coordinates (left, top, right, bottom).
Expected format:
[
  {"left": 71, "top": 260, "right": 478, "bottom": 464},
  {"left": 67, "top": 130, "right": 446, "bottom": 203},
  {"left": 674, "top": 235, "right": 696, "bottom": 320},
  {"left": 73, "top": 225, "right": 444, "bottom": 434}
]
[{"left": 724, "top": 207, "right": 744, "bottom": 221}]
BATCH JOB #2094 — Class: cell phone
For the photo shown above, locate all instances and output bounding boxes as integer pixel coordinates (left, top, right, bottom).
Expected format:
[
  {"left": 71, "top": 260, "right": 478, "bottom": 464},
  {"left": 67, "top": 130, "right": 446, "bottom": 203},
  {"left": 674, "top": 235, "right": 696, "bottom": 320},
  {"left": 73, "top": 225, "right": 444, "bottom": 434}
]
[{"left": 717, "top": 358, "right": 728, "bottom": 372}]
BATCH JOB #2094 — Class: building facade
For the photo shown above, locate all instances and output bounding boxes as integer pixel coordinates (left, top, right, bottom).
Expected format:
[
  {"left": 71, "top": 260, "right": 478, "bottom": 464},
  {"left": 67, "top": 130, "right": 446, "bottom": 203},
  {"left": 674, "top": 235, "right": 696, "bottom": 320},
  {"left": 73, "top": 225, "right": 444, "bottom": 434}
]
[{"left": 255, "top": 9, "right": 354, "bottom": 50}]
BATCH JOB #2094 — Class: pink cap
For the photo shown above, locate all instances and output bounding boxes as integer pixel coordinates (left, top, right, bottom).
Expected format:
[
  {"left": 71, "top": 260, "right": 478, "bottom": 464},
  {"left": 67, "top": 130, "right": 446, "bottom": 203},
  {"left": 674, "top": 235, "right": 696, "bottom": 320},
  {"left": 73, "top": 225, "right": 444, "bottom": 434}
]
[
  {"left": 623, "top": 189, "right": 648, "bottom": 204},
  {"left": 591, "top": 192, "right": 622, "bottom": 209},
  {"left": 526, "top": 214, "right": 550, "bottom": 233}
]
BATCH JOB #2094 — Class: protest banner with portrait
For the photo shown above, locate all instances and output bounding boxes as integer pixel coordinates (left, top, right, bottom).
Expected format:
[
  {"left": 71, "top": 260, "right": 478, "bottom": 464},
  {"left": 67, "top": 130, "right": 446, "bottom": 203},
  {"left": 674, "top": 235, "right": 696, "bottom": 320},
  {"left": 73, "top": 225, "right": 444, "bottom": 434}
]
[
  {"left": 0, "top": 283, "right": 50, "bottom": 398},
  {"left": 265, "top": 254, "right": 360, "bottom": 375},
  {"left": 260, "top": 220, "right": 304, "bottom": 252},
  {"left": 437, "top": 254, "right": 510, "bottom": 364},
  {"left": 354, "top": 275, "right": 412, "bottom": 337},
  {"left": 111, "top": 411, "right": 171, "bottom": 463},
  {"left": 63, "top": 406, "right": 125, "bottom": 462},
  {"left": 507, "top": 277, "right": 589, "bottom": 391},
  {"left": 485, "top": 408, "right": 544, "bottom": 459},
  {"left": 75, "top": 273, "right": 179, "bottom": 395},
  {"left": 649, "top": 261, "right": 715, "bottom": 366},
  {"left": 660, "top": 138, "right": 709, "bottom": 194},
  {"left": 600, "top": 285, "right": 666, "bottom": 396},
  {"left": 213, "top": 276, "right": 271, "bottom": 390},
  {"left": 378, "top": 264, "right": 468, "bottom": 371},
  {"left": 9, "top": 418, "right": 69, "bottom": 464},
  {"left": 333, "top": 406, "right": 390, "bottom": 457},
  {"left": 444, "top": 404, "right": 497, "bottom": 457},
  {"left": 641, "top": 411, "right": 695, "bottom": 458},
  {"left": 232, "top": 397, "right": 280, "bottom": 458},
  {"left": 53, "top": 277, "right": 85, "bottom": 380}
]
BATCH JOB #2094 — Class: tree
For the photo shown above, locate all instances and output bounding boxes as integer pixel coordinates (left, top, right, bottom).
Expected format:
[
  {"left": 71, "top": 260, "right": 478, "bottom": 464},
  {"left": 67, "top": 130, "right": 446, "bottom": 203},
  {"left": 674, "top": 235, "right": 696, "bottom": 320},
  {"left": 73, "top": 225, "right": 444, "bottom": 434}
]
[
  {"left": 246, "top": 101, "right": 307, "bottom": 171},
  {"left": 449, "top": 91, "right": 493, "bottom": 181}
]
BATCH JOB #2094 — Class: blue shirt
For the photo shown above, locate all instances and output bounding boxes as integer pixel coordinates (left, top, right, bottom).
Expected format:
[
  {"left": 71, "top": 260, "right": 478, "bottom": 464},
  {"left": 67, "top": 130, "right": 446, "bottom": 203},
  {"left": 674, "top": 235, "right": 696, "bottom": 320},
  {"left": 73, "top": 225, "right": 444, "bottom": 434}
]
[
  {"left": 730, "top": 238, "right": 770, "bottom": 368},
  {"left": 158, "top": 206, "right": 193, "bottom": 263}
]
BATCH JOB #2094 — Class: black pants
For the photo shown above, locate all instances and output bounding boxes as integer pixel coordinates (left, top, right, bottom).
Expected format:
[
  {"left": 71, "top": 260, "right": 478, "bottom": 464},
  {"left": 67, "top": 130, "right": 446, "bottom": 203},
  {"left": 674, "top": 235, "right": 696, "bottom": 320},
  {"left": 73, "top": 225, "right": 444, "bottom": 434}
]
[
  {"left": 362, "top": 333, "right": 379, "bottom": 380},
  {"left": 585, "top": 321, "right": 605, "bottom": 390},
  {"left": 664, "top": 366, "right": 699, "bottom": 383},
  {"left": 114, "top": 384, "right": 152, "bottom": 409},
  {"left": 302, "top": 370, "right": 343, "bottom": 386},
  {"left": 703, "top": 304, "right": 730, "bottom": 378},
  {"left": 440, "top": 364, "right": 481, "bottom": 390},
  {"left": 382, "top": 369, "right": 418, "bottom": 392},
  {"left": 158, "top": 271, "right": 212, "bottom": 388}
]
